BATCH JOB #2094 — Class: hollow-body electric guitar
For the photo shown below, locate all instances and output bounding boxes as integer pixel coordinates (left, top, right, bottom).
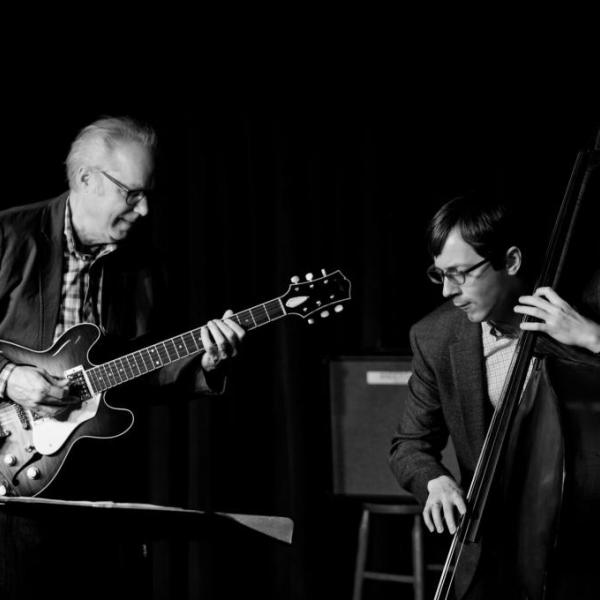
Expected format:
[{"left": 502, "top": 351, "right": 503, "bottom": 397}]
[{"left": 0, "top": 269, "right": 351, "bottom": 497}]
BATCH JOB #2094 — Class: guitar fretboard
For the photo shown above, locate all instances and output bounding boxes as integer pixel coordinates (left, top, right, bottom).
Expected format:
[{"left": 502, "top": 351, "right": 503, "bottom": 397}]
[{"left": 85, "top": 298, "right": 285, "bottom": 394}]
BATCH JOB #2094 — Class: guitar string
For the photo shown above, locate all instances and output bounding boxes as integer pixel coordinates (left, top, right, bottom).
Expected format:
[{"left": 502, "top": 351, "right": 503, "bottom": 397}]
[
  {"left": 0, "top": 288, "right": 340, "bottom": 398},
  {"left": 85, "top": 299, "right": 288, "bottom": 392},
  {"left": 87, "top": 278, "right": 344, "bottom": 388}
]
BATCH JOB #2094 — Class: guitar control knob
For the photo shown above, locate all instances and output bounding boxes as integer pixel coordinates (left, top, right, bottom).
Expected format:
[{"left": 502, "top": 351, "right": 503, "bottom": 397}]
[
  {"left": 334, "top": 305, "right": 344, "bottom": 313},
  {"left": 320, "top": 310, "right": 330, "bottom": 318},
  {"left": 305, "top": 273, "right": 314, "bottom": 281},
  {"left": 0, "top": 484, "right": 7, "bottom": 496},
  {"left": 291, "top": 275, "right": 300, "bottom": 283},
  {"left": 308, "top": 318, "right": 315, "bottom": 325},
  {"left": 3, "top": 454, "right": 17, "bottom": 466},
  {"left": 26, "top": 467, "right": 41, "bottom": 480}
]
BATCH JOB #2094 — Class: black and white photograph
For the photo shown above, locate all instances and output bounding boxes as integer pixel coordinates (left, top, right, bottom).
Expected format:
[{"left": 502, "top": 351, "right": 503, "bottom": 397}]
[{"left": 0, "top": 45, "right": 598, "bottom": 599}]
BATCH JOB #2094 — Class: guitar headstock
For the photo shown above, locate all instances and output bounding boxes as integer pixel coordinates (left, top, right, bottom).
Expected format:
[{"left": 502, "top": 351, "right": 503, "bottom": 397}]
[{"left": 280, "top": 269, "right": 351, "bottom": 323}]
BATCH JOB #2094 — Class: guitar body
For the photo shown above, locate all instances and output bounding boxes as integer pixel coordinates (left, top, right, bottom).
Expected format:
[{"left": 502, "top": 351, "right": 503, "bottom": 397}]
[
  {"left": 0, "top": 323, "right": 134, "bottom": 497},
  {"left": 0, "top": 269, "right": 351, "bottom": 497}
]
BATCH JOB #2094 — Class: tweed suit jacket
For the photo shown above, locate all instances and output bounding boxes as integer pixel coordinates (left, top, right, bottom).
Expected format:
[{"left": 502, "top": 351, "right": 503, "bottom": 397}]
[
  {"left": 389, "top": 294, "right": 600, "bottom": 599},
  {"left": 389, "top": 300, "right": 493, "bottom": 506},
  {"left": 388, "top": 300, "right": 496, "bottom": 598}
]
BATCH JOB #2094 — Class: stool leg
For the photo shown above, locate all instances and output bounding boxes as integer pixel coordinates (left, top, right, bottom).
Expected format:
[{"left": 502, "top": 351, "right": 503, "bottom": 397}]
[
  {"left": 412, "top": 514, "right": 425, "bottom": 600},
  {"left": 353, "top": 508, "right": 370, "bottom": 600}
]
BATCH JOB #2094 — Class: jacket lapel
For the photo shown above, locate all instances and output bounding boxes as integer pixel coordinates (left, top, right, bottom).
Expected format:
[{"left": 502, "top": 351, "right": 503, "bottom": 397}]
[
  {"left": 38, "top": 194, "right": 68, "bottom": 348},
  {"left": 449, "top": 316, "right": 491, "bottom": 463}
]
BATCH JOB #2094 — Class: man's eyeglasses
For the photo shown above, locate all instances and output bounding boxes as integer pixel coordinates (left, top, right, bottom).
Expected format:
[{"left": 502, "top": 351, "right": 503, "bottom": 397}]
[
  {"left": 101, "top": 171, "right": 149, "bottom": 207},
  {"left": 426, "top": 258, "right": 490, "bottom": 286}
]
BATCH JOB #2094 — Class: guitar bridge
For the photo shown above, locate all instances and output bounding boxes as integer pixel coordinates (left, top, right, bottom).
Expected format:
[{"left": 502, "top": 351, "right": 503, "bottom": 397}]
[{"left": 65, "top": 366, "right": 93, "bottom": 400}]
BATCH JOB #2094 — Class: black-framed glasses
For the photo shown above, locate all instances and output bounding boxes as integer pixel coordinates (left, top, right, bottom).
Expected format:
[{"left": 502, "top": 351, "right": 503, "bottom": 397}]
[
  {"left": 100, "top": 171, "right": 149, "bottom": 207},
  {"left": 426, "top": 258, "right": 490, "bottom": 286}
]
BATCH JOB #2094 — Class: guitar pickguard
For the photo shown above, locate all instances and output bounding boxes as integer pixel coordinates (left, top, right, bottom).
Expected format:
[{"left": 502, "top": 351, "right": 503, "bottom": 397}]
[{"left": 31, "top": 392, "right": 101, "bottom": 455}]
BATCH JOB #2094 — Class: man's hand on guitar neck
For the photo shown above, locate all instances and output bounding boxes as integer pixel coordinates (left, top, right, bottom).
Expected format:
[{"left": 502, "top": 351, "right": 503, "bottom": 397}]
[
  {"left": 200, "top": 309, "right": 246, "bottom": 372},
  {"left": 5, "top": 365, "right": 81, "bottom": 418}
]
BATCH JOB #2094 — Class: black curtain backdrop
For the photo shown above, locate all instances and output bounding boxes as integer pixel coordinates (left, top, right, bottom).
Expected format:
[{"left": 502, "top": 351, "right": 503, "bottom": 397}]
[{"left": 2, "top": 95, "right": 598, "bottom": 599}]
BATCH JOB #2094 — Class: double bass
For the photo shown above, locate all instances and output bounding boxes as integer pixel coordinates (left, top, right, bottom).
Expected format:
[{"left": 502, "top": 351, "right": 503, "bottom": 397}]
[{"left": 434, "top": 130, "right": 600, "bottom": 600}]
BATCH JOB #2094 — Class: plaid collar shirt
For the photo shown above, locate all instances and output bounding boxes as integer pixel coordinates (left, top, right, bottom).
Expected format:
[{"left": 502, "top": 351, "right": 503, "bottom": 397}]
[
  {"left": 481, "top": 321, "right": 533, "bottom": 408},
  {"left": 482, "top": 322, "right": 519, "bottom": 407},
  {"left": 53, "top": 199, "right": 117, "bottom": 341}
]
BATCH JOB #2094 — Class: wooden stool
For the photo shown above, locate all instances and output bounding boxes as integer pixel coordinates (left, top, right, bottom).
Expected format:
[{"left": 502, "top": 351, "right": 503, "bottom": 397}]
[{"left": 352, "top": 501, "right": 425, "bottom": 600}]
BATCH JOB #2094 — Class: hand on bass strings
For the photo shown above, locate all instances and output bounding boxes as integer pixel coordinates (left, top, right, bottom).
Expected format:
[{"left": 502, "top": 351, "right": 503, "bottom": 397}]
[
  {"left": 200, "top": 309, "right": 247, "bottom": 372},
  {"left": 424, "top": 475, "right": 467, "bottom": 534},
  {"left": 6, "top": 365, "right": 81, "bottom": 418},
  {"left": 514, "top": 287, "right": 600, "bottom": 353}
]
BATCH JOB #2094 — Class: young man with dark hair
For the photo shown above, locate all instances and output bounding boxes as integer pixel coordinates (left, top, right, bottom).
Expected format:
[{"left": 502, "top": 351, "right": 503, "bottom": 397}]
[{"left": 389, "top": 194, "right": 599, "bottom": 599}]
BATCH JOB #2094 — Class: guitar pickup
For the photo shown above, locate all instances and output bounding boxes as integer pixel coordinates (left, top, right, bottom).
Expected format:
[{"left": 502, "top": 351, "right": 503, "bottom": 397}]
[{"left": 65, "top": 366, "right": 93, "bottom": 400}]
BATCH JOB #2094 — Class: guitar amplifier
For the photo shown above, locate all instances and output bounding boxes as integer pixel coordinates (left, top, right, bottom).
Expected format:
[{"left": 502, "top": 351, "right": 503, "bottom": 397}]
[{"left": 329, "top": 355, "right": 460, "bottom": 498}]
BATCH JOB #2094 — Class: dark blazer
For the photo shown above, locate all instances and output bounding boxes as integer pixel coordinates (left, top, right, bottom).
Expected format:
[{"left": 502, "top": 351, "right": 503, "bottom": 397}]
[
  {"left": 389, "top": 300, "right": 492, "bottom": 506},
  {"left": 389, "top": 296, "right": 600, "bottom": 599},
  {"left": 389, "top": 301, "right": 492, "bottom": 599},
  {"left": 0, "top": 193, "right": 211, "bottom": 391},
  {"left": 0, "top": 194, "right": 223, "bottom": 600}
]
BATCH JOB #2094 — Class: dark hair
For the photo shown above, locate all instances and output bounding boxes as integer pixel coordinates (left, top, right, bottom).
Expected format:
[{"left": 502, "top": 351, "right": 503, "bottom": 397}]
[{"left": 427, "top": 193, "right": 525, "bottom": 271}]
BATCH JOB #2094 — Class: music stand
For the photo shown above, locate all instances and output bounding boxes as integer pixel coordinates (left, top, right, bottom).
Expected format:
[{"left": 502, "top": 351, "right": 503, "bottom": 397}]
[
  {"left": 0, "top": 496, "right": 294, "bottom": 544},
  {"left": 0, "top": 496, "right": 293, "bottom": 599},
  {"left": 0, "top": 495, "right": 294, "bottom": 544}
]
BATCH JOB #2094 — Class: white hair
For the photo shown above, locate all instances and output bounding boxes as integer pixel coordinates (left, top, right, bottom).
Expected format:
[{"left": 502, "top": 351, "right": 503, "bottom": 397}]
[{"left": 65, "top": 116, "right": 157, "bottom": 189}]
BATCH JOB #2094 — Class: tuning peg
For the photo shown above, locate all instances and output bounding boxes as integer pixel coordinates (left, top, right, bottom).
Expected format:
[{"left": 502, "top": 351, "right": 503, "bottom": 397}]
[
  {"left": 321, "top": 269, "right": 327, "bottom": 277},
  {"left": 334, "top": 305, "right": 344, "bottom": 313},
  {"left": 308, "top": 318, "right": 315, "bottom": 325},
  {"left": 291, "top": 275, "right": 300, "bottom": 283},
  {"left": 320, "top": 310, "right": 330, "bottom": 318},
  {"left": 305, "top": 273, "right": 314, "bottom": 281}
]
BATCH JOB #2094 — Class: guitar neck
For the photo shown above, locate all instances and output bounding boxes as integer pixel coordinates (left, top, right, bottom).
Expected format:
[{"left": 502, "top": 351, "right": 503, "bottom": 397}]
[{"left": 85, "top": 297, "right": 286, "bottom": 394}]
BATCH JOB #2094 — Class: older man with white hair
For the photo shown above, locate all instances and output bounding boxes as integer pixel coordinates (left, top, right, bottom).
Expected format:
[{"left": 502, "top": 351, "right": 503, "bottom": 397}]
[{"left": 0, "top": 116, "right": 245, "bottom": 599}]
